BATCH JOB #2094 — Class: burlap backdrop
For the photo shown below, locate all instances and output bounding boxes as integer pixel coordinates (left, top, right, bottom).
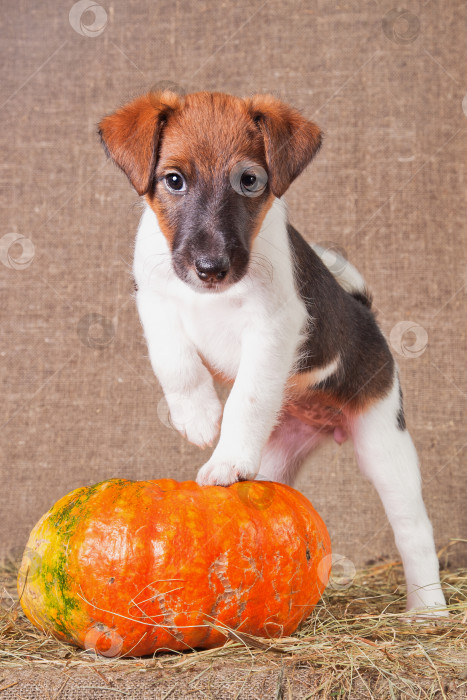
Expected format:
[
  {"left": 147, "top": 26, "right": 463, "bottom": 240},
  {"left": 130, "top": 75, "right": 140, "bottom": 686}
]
[{"left": 1, "top": 0, "right": 465, "bottom": 572}]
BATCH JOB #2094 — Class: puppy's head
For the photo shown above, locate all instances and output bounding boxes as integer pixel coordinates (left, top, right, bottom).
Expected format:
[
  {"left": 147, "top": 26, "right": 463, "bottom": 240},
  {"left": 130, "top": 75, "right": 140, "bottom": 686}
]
[{"left": 99, "top": 90, "right": 321, "bottom": 292}]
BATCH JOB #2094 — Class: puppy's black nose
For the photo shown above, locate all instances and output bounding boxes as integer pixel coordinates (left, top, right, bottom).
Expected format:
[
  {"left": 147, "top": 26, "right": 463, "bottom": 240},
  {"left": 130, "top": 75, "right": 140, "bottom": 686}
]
[{"left": 195, "top": 255, "right": 230, "bottom": 282}]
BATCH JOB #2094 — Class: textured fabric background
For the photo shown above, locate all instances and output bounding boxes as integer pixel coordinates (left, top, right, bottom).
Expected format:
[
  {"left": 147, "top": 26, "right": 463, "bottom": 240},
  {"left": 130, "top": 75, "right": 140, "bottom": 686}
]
[
  {"left": 1, "top": 0, "right": 465, "bottom": 576},
  {"left": 0, "top": 665, "right": 465, "bottom": 699}
]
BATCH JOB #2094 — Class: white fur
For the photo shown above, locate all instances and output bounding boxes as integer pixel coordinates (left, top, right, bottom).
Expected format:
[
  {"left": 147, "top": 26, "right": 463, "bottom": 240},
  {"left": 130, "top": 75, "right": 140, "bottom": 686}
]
[
  {"left": 310, "top": 356, "right": 340, "bottom": 386},
  {"left": 349, "top": 373, "right": 448, "bottom": 615}
]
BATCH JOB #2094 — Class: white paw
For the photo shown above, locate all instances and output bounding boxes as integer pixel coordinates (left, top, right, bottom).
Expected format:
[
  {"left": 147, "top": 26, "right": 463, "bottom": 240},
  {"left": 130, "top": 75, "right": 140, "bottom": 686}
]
[
  {"left": 405, "top": 590, "right": 449, "bottom": 621},
  {"left": 167, "top": 388, "right": 222, "bottom": 449},
  {"left": 404, "top": 605, "right": 450, "bottom": 623},
  {"left": 196, "top": 457, "right": 258, "bottom": 486}
]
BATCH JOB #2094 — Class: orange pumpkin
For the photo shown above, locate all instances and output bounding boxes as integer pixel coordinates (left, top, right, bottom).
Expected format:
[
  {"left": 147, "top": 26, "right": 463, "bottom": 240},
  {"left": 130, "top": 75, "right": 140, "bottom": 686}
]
[{"left": 18, "top": 478, "right": 331, "bottom": 657}]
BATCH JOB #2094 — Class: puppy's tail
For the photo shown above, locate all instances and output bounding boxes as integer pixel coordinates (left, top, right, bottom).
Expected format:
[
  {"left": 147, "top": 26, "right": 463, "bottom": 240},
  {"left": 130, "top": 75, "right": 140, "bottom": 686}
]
[{"left": 311, "top": 243, "right": 373, "bottom": 308}]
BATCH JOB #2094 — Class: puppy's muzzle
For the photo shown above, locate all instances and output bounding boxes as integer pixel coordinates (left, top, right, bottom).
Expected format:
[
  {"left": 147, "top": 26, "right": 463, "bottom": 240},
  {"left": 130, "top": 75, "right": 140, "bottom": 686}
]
[{"left": 194, "top": 255, "right": 231, "bottom": 282}]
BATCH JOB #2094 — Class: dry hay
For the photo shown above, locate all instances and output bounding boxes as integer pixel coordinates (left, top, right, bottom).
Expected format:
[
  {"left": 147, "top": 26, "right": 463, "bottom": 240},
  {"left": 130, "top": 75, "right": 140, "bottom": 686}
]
[{"left": 0, "top": 541, "right": 466, "bottom": 699}]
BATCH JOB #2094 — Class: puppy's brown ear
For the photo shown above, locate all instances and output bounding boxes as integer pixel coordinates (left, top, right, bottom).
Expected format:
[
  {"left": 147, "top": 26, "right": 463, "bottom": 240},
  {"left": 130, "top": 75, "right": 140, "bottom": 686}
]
[
  {"left": 247, "top": 94, "right": 322, "bottom": 198},
  {"left": 98, "top": 91, "right": 182, "bottom": 196}
]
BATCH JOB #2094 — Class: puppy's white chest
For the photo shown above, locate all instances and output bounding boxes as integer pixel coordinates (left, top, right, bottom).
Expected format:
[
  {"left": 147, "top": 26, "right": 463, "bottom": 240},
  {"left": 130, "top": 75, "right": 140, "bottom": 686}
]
[{"left": 179, "top": 295, "right": 248, "bottom": 378}]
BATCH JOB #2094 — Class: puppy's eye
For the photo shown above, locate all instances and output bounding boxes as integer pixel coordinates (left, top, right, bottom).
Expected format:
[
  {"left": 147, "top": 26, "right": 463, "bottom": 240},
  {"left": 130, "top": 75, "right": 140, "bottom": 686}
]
[
  {"left": 241, "top": 173, "right": 257, "bottom": 190},
  {"left": 230, "top": 161, "right": 268, "bottom": 198},
  {"left": 164, "top": 172, "right": 187, "bottom": 193}
]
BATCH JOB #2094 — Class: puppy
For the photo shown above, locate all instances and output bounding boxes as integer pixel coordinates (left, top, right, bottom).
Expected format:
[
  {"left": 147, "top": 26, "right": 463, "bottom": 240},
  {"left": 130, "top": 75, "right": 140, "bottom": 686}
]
[{"left": 99, "top": 90, "right": 448, "bottom": 616}]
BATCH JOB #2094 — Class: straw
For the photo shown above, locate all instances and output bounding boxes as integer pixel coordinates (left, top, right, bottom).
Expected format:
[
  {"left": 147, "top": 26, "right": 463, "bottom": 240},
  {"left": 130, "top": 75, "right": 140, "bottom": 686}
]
[{"left": 1, "top": 544, "right": 466, "bottom": 699}]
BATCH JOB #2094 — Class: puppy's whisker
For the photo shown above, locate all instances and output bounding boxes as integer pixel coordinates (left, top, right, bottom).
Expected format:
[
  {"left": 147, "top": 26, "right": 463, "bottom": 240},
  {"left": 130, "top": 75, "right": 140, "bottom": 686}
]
[
  {"left": 139, "top": 253, "right": 173, "bottom": 284},
  {"left": 148, "top": 259, "right": 171, "bottom": 277},
  {"left": 249, "top": 253, "right": 274, "bottom": 283}
]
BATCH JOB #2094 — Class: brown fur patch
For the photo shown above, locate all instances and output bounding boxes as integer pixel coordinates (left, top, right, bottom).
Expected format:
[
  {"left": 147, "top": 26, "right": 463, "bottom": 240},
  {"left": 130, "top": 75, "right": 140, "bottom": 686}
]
[
  {"left": 98, "top": 91, "right": 183, "bottom": 196},
  {"left": 249, "top": 192, "right": 275, "bottom": 241},
  {"left": 284, "top": 384, "right": 383, "bottom": 425},
  {"left": 144, "top": 194, "right": 176, "bottom": 245},
  {"left": 247, "top": 94, "right": 322, "bottom": 197},
  {"left": 283, "top": 394, "right": 347, "bottom": 431}
]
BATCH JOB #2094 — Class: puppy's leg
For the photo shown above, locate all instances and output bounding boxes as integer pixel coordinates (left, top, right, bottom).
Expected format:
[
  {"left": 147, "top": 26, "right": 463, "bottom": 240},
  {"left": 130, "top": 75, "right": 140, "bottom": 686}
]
[
  {"left": 259, "top": 412, "right": 329, "bottom": 485},
  {"left": 350, "top": 378, "right": 448, "bottom": 616},
  {"left": 136, "top": 290, "right": 222, "bottom": 449},
  {"left": 196, "top": 305, "right": 306, "bottom": 486}
]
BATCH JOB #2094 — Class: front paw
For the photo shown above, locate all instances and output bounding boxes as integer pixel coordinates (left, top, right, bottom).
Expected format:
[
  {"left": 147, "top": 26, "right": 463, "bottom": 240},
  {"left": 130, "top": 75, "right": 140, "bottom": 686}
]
[
  {"left": 196, "top": 457, "right": 258, "bottom": 486},
  {"left": 166, "top": 389, "right": 222, "bottom": 449}
]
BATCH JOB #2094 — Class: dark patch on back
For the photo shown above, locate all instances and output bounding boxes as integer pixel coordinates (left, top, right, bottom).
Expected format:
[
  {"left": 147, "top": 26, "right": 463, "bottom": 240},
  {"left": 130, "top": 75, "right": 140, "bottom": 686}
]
[
  {"left": 396, "top": 382, "right": 406, "bottom": 430},
  {"left": 351, "top": 290, "right": 373, "bottom": 308},
  {"left": 287, "top": 224, "right": 394, "bottom": 410}
]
